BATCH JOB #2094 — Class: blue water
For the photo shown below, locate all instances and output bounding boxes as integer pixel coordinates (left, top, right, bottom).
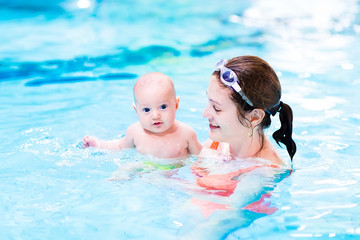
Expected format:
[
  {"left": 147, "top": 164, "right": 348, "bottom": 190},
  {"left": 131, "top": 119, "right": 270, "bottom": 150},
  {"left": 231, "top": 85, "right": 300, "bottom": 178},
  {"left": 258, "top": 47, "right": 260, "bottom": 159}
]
[{"left": 1, "top": 0, "right": 360, "bottom": 239}]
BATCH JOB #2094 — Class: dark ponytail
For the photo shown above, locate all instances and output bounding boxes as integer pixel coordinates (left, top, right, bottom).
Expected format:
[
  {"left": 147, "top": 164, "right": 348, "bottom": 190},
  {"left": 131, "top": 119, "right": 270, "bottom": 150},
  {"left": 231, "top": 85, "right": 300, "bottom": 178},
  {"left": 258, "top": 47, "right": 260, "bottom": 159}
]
[{"left": 272, "top": 102, "right": 297, "bottom": 160}]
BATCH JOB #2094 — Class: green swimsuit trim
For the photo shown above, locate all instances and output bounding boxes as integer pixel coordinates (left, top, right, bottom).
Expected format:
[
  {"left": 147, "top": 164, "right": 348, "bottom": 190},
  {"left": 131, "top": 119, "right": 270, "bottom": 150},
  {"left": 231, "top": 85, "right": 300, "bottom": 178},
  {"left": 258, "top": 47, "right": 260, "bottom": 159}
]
[{"left": 142, "top": 161, "right": 183, "bottom": 171}]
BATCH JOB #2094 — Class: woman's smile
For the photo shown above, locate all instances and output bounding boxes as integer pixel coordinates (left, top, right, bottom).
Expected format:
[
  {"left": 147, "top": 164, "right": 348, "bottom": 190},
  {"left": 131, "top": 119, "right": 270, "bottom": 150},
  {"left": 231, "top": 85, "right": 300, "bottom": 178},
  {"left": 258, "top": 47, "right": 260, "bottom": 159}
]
[{"left": 209, "top": 123, "right": 220, "bottom": 130}]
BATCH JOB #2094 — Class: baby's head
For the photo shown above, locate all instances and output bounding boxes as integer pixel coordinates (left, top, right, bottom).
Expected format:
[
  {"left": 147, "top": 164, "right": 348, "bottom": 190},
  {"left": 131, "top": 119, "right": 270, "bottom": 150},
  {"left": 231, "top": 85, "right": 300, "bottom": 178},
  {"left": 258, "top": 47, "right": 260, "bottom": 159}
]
[{"left": 133, "top": 72, "right": 180, "bottom": 134}]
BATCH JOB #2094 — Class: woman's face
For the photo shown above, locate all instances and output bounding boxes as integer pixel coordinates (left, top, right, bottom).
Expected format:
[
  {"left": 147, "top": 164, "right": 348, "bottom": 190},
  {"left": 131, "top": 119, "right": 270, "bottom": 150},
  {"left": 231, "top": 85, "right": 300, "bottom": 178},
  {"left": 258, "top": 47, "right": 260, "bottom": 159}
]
[{"left": 203, "top": 75, "right": 248, "bottom": 143}]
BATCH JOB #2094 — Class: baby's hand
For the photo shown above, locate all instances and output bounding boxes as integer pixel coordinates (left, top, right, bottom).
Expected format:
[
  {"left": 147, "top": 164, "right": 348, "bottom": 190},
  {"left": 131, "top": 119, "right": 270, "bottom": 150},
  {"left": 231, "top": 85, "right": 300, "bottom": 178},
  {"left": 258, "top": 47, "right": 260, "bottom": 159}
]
[{"left": 82, "top": 135, "right": 100, "bottom": 148}]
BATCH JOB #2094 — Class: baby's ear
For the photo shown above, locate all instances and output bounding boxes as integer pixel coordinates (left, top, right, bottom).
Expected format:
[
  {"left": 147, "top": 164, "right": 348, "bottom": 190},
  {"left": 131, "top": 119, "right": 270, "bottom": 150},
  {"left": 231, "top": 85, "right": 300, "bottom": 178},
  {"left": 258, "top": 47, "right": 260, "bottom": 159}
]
[
  {"left": 132, "top": 103, "right": 137, "bottom": 112},
  {"left": 176, "top": 96, "right": 180, "bottom": 110}
]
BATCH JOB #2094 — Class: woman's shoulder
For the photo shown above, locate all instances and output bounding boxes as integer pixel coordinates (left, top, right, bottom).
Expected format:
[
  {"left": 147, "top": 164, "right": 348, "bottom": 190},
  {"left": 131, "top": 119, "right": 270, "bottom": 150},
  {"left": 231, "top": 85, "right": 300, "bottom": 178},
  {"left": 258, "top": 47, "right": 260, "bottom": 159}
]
[{"left": 258, "top": 138, "right": 286, "bottom": 166}]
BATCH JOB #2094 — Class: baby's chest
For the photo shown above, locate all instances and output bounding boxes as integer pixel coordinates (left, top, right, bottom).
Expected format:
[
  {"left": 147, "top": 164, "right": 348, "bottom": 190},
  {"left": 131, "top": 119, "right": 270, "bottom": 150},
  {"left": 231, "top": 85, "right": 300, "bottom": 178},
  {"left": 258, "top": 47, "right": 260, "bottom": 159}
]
[{"left": 134, "top": 136, "right": 188, "bottom": 158}]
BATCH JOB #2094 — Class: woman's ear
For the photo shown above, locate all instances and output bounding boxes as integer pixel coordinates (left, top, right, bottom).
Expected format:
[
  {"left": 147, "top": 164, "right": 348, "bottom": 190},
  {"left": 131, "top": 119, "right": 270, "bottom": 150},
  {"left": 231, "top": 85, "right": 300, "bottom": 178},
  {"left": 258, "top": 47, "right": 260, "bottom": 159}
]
[{"left": 249, "top": 109, "right": 265, "bottom": 127}]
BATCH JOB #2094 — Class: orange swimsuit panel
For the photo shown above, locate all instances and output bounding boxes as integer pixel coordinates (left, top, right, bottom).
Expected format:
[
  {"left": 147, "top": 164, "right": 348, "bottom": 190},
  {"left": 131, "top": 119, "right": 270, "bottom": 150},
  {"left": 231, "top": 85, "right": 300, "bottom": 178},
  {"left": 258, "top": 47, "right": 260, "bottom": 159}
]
[
  {"left": 191, "top": 141, "right": 280, "bottom": 217},
  {"left": 194, "top": 141, "right": 279, "bottom": 196},
  {"left": 209, "top": 141, "right": 219, "bottom": 150}
]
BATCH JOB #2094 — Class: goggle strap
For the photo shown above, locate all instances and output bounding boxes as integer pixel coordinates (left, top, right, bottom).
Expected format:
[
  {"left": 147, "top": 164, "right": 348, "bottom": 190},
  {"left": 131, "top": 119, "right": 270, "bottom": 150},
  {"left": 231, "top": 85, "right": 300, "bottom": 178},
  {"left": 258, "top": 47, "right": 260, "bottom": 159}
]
[
  {"left": 240, "top": 93, "right": 253, "bottom": 106},
  {"left": 232, "top": 82, "right": 241, "bottom": 93}
]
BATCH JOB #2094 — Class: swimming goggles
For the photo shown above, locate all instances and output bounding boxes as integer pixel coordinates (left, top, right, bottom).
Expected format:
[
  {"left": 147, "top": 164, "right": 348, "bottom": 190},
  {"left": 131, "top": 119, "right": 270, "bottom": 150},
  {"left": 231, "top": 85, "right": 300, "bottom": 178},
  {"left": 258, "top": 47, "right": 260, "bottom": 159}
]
[{"left": 215, "top": 59, "right": 253, "bottom": 106}]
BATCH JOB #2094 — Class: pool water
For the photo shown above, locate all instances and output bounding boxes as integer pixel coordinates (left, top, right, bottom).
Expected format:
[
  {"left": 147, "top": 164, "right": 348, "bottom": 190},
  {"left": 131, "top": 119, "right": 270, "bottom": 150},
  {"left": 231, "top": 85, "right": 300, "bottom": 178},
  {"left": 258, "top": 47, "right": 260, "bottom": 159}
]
[{"left": 1, "top": 0, "right": 360, "bottom": 239}]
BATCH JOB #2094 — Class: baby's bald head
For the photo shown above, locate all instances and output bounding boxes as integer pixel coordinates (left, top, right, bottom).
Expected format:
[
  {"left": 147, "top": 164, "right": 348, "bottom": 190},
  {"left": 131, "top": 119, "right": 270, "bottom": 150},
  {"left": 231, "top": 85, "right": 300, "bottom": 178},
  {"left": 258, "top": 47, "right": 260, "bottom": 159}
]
[{"left": 133, "top": 72, "right": 176, "bottom": 103}]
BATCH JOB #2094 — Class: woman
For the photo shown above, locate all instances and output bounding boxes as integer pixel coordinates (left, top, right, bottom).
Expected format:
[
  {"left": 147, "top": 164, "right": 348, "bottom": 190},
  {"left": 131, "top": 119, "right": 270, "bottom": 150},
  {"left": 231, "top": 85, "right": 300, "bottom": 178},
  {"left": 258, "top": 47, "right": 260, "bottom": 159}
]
[
  {"left": 190, "top": 55, "right": 296, "bottom": 215},
  {"left": 180, "top": 56, "right": 297, "bottom": 239},
  {"left": 201, "top": 56, "right": 296, "bottom": 163}
]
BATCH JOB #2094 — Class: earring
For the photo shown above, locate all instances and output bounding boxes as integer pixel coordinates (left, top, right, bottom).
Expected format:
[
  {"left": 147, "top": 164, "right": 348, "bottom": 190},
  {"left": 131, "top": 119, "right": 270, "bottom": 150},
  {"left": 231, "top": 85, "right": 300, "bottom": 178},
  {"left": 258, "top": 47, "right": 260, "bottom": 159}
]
[{"left": 248, "top": 127, "right": 253, "bottom": 137}]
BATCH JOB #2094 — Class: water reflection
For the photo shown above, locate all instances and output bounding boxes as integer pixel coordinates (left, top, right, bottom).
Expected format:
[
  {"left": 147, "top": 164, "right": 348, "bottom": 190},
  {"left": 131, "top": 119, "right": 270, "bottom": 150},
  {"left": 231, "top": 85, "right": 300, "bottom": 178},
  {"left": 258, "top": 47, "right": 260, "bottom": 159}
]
[{"left": 236, "top": 0, "right": 359, "bottom": 74}]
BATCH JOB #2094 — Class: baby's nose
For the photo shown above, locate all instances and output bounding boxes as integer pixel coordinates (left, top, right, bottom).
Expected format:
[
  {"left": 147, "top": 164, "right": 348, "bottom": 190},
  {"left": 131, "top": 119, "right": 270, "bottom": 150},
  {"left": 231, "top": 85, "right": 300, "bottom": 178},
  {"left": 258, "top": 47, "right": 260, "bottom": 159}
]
[{"left": 152, "top": 109, "right": 160, "bottom": 119}]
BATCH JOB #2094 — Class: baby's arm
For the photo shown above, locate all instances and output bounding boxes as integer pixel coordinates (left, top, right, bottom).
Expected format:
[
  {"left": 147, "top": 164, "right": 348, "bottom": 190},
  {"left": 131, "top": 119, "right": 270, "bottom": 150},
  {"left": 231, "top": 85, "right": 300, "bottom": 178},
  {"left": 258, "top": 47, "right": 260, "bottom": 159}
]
[
  {"left": 186, "top": 126, "right": 203, "bottom": 155},
  {"left": 82, "top": 124, "right": 136, "bottom": 150},
  {"left": 82, "top": 135, "right": 122, "bottom": 150}
]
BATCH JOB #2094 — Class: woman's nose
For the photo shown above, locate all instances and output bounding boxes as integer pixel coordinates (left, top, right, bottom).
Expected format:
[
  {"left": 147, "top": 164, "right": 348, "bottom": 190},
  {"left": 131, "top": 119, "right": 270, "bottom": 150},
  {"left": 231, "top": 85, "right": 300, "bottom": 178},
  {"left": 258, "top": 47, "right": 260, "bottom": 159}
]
[{"left": 202, "top": 103, "right": 211, "bottom": 119}]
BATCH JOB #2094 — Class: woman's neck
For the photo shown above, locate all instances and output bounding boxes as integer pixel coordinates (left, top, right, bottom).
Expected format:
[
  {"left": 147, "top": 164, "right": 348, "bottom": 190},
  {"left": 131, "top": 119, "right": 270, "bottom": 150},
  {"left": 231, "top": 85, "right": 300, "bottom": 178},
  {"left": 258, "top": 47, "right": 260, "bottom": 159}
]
[
  {"left": 228, "top": 133, "right": 263, "bottom": 159},
  {"left": 228, "top": 135, "right": 284, "bottom": 165}
]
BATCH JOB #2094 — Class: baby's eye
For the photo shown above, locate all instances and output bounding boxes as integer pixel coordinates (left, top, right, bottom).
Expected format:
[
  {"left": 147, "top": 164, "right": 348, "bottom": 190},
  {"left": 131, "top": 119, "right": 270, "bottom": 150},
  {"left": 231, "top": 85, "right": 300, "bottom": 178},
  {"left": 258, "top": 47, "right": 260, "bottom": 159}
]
[
  {"left": 143, "top": 107, "right": 151, "bottom": 113},
  {"left": 160, "top": 104, "right": 167, "bottom": 110}
]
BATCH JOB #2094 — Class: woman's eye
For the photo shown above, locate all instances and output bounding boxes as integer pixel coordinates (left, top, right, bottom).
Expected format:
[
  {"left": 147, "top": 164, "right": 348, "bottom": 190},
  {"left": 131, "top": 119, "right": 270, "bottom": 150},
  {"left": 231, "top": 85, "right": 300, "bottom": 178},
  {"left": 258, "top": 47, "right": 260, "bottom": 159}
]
[
  {"left": 160, "top": 104, "right": 167, "bottom": 110},
  {"left": 143, "top": 108, "right": 151, "bottom": 113},
  {"left": 213, "top": 106, "right": 220, "bottom": 112}
]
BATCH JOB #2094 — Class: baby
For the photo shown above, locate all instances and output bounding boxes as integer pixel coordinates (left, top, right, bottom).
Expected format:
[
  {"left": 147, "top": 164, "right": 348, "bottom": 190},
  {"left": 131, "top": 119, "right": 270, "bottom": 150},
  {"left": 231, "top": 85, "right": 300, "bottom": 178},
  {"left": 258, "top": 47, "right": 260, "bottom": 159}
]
[{"left": 82, "top": 72, "right": 202, "bottom": 159}]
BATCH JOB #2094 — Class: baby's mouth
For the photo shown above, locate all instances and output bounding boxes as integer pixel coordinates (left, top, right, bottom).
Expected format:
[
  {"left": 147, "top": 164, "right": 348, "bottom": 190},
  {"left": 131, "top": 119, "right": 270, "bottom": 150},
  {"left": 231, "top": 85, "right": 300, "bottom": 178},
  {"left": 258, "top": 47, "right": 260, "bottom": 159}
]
[{"left": 153, "top": 121, "right": 163, "bottom": 126}]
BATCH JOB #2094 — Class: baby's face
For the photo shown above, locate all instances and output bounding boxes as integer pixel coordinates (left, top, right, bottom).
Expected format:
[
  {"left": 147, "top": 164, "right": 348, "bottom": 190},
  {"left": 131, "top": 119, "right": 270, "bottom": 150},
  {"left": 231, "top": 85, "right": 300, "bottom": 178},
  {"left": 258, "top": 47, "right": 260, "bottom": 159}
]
[{"left": 134, "top": 84, "right": 178, "bottom": 134}]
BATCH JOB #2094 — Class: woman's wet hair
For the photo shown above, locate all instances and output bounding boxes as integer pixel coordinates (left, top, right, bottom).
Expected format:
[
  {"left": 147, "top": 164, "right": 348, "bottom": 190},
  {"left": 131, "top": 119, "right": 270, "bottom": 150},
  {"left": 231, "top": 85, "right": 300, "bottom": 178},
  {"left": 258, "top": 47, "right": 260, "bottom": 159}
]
[{"left": 213, "top": 55, "right": 296, "bottom": 160}]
